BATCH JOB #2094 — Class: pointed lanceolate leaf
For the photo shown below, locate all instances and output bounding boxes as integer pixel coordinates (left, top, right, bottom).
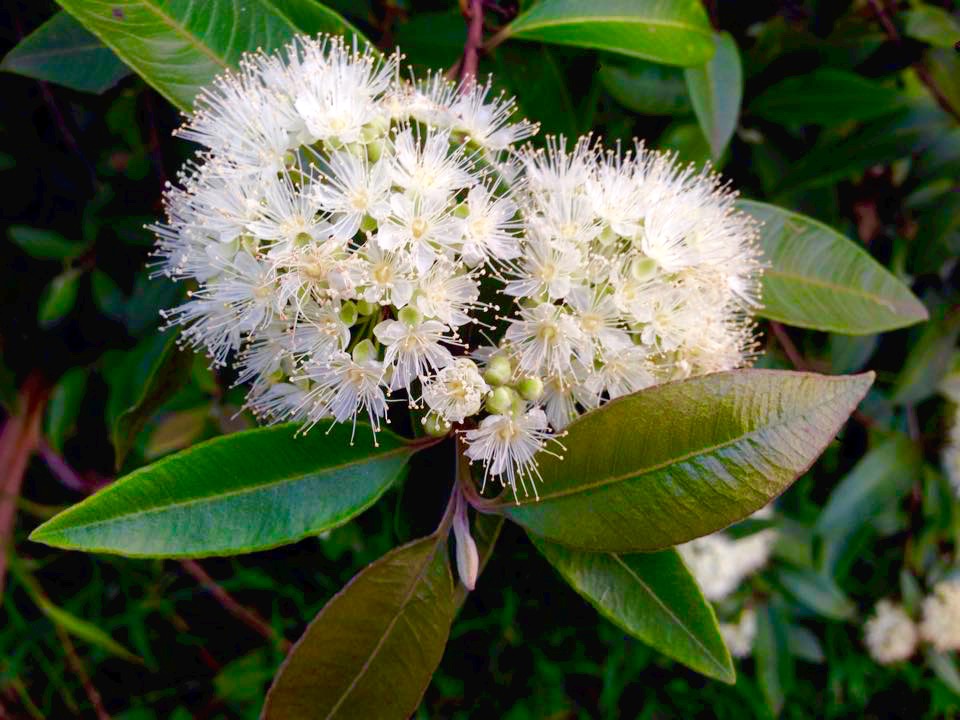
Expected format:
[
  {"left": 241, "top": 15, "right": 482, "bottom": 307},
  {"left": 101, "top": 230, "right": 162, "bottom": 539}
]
[
  {"left": 480, "top": 370, "right": 872, "bottom": 553},
  {"left": 532, "top": 536, "right": 734, "bottom": 683},
  {"left": 262, "top": 534, "right": 456, "bottom": 720},
  {"left": 503, "top": 0, "right": 715, "bottom": 67},
  {"left": 684, "top": 32, "right": 742, "bottom": 160},
  {"left": 1, "top": 11, "right": 130, "bottom": 94},
  {"left": 740, "top": 200, "right": 928, "bottom": 334},
  {"left": 54, "top": 0, "right": 365, "bottom": 112},
  {"left": 31, "top": 424, "right": 423, "bottom": 557}
]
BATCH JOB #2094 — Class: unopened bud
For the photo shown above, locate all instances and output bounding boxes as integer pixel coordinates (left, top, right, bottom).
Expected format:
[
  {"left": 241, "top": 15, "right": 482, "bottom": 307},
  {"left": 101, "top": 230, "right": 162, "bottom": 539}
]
[
  {"left": 453, "top": 501, "right": 479, "bottom": 591},
  {"left": 356, "top": 299, "right": 376, "bottom": 316},
  {"left": 630, "top": 255, "right": 658, "bottom": 282},
  {"left": 360, "top": 214, "right": 378, "bottom": 233},
  {"left": 351, "top": 339, "right": 376, "bottom": 364},
  {"left": 483, "top": 355, "right": 512, "bottom": 387},
  {"left": 339, "top": 301, "right": 359, "bottom": 326},
  {"left": 485, "top": 386, "right": 515, "bottom": 415},
  {"left": 422, "top": 413, "right": 449, "bottom": 437},
  {"left": 398, "top": 305, "right": 423, "bottom": 327},
  {"left": 452, "top": 202, "right": 470, "bottom": 219},
  {"left": 516, "top": 376, "right": 544, "bottom": 402}
]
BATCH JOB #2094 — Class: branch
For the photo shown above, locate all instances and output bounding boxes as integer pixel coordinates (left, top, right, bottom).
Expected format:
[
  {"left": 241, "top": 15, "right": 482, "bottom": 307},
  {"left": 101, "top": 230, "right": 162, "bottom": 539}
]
[{"left": 459, "top": 0, "right": 486, "bottom": 84}]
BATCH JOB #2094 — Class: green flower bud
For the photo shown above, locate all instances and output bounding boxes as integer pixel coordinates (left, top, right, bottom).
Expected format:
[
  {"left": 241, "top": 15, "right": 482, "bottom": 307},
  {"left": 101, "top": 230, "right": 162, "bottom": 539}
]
[
  {"left": 598, "top": 225, "right": 618, "bottom": 245},
  {"left": 422, "top": 413, "right": 450, "bottom": 438},
  {"left": 366, "top": 139, "right": 384, "bottom": 163},
  {"left": 453, "top": 202, "right": 470, "bottom": 219},
  {"left": 511, "top": 392, "right": 526, "bottom": 417},
  {"left": 351, "top": 339, "right": 377, "bottom": 364},
  {"left": 485, "top": 386, "right": 516, "bottom": 415},
  {"left": 356, "top": 299, "right": 376, "bottom": 316},
  {"left": 630, "top": 255, "right": 658, "bottom": 282},
  {"left": 483, "top": 355, "right": 513, "bottom": 387},
  {"left": 295, "top": 231, "right": 313, "bottom": 246},
  {"left": 339, "top": 301, "right": 359, "bottom": 326},
  {"left": 360, "top": 214, "right": 378, "bottom": 233},
  {"left": 398, "top": 305, "right": 423, "bottom": 327},
  {"left": 516, "top": 376, "right": 544, "bottom": 402}
]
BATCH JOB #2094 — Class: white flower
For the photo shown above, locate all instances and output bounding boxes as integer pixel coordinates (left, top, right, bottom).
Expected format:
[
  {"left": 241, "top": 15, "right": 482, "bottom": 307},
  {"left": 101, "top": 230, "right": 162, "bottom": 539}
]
[
  {"left": 503, "top": 232, "right": 582, "bottom": 301},
  {"left": 389, "top": 127, "right": 477, "bottom": 200},
  {"left": 464, "top": 408, "right": 558, "bottom": 497},
  {"left": 359, "top": 244, "right": 414, "bottom": 308},
  {"left": 374, "top": 316, "right": 454, "bottom": 392},
  {"left": 503, "top": 302, "right": 584, "bottom": 380},
  {"left": 376, "top": 193, "right": 463, "bottom": 273},
  {"left": 312, "top": 149, "right": 392, "bottom": 238},
  {"left": 459, "top": 184, "right": 521, "bottom": 265},
  {"left": 678, "top": 509, "right": 776, "bottom": 602},
  {"left": 720, "top": 608, "right": 757, "bottom": 659},
  {"left": 444, "top": 78, "right": 538, "bottom": 150},
  {"left": 412, "top": 260, "right": 482, "bottom": 328},
  {"left": 865, "top": 599, "right": 917, "bottom": 664},
  {"left": 296, "top": 349, "right": 388, "bottom": 441},
  {"left": 920, "top": 580, "right": 960, "bottom": 652},
  {"left": 422, "top": 358, "right": 489, "bottom": 424}
]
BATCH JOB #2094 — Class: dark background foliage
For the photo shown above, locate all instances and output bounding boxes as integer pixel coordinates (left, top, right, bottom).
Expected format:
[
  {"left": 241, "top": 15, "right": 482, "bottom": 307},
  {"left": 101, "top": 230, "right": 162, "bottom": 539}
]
[{"left": 1, "top": 0, "right": 959, "bottom": 717}]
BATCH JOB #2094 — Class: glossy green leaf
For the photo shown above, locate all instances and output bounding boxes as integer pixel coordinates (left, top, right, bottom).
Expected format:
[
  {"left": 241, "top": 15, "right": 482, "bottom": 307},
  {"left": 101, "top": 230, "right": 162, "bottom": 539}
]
[
  {"left": 494, "top": 45, "right": 578, "bottom": 139},
  {"left": 684, "top": 32, "right": 742, "bottom": 160},
  {"left": 777, "top": 569, "right": 855, "bottom": 621},
  {"left": 658, "top": 120, "right": 712, "bottom": 166},
  {"left": 262, "top": 534, "right": 455, "bottom": 720},
  {"left": 38, "top": 268, "right": 80, "bottom": 327},
  {"left": 787, "top": 625, "right": 824, "bottom": 664},
  {"left": 480, "top": 369, "right": 872, "bottom": 552},
  {"left": 829, "top": 333, "right": 878, "bottom": 374},
  {"left": 111, "top": 330, "right": 194, "bottom": 469},
  {"left": 904, "top": 6, "right": 960, "bottom": 49},
  {"left": 750, "top": 69, "right": 906, "bottom": 125},
  {"left": 532, "top": 536, "right": 734, "bottom": 682},
  {"left": 503, "top": 0, "right": 715, "bottom": 67},
  {"left": 45, "top": 367, "right": 88, "bottom": 453},
  {"left": 8, "top": 225, "right": 88, "bottom": 260},
  {"left": 54, "top": 0, "right": 364, "bottom": 112},
  {"left": 775, "top": 104, "right": 948, "bottom": 192},
  {"left": 599, "top": 59, "right": 691, "bottom": 115},
  {"left": 1, "top": 11, "right": 130, "bottom": 94},
  {"left": 30, "top": 424, "right": 422, "bottom": 557},
  {"left": 740, "top": 200, "right": 928, "bottom": 334},
  {"left": 393, "top": 10, "right": 464, "bottom": 71},
  {"left": 892, "top": 305, "right": 960, "bottom": 405}
]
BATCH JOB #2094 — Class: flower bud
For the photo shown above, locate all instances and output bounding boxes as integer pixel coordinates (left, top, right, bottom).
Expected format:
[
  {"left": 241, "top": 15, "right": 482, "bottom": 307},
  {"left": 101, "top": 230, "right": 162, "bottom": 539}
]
[
  {"left": 366, "top": 139, "right": 384, "bottom": 163},
  {"left": 339, "top": 301, "right": 359, "bottom": 326},
  {"left": 630, "top": 255, "right": 658, "bottom": 282},
  {"left": 351, "top": 338, "right": 376, "bottom": 364},
  {"left": 422, "top": 413, "right": 449, "bottom": 437},
  {"left": 453, "top": 501, "right": 479, "bottom": 591},
  {"left": 398, "top": 305, "right": 423, "bottom": 327},
  {"left": 516, "top": 376, "right": 544, "bottom": 402},
  {"left": 485, "top": 386, "right": 516, "bottom": 415},
  {"left": 360, "top": 214, "right": 378, "bottom": 233},
  {"left": 356, "top": 299, "right": 376, "bottom": 316},
  {"left": 483, "top": 355, "right": 512, "bottom": 387},
  {"left": 452, "top": 202, "right": 470, "bottom": 219}
]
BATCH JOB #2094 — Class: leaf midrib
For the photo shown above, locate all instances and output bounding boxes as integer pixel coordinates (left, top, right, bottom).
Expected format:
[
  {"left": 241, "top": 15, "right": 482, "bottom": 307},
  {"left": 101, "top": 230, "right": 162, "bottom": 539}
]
[
  {"left": 763, "top": 265, "right": 917, "bottom": 313},
  {"left": 511, "top": 14, "right": 713, "bottom": 39},
  {"left": 610, "top": 554, "right": 729, "bottom": 677},
  {"left": 499, "top": 379, "right": 856, "bottom": 507},
  {"left": 38, "top": 443, "right": 413, "bottom": 538},
  {"left": 323, "top": 537, "right": 446, "bottom": 719}
]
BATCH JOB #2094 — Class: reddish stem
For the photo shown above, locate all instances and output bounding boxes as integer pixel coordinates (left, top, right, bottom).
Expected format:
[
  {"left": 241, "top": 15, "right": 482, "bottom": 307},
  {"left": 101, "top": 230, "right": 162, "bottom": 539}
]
[{"left": 459, "top": 0, "right": 485, "bottom": 84}]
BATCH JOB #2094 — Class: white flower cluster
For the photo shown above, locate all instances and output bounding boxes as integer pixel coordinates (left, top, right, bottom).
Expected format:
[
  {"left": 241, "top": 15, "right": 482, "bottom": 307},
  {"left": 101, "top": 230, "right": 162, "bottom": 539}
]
[
  {"left": 151, "top": 34, "right": 761, "bottom": 490},
  {"left": 677, "top": 509, "right": 777, "bottom": 603},
  {"left": 919, "top": 580, "right": 960, "bottom": 653},
  {"left": 152, "top": 35, "right": 535, "bottom": 446},
  {"left": 720, "top": 608, "right": 757, "bottom": 659},
  {"left": 487, "top": 137, "right": 761, "bottom": 433},
  {"left": 864, "top": 599, "right": 918, "bottom": 665}
]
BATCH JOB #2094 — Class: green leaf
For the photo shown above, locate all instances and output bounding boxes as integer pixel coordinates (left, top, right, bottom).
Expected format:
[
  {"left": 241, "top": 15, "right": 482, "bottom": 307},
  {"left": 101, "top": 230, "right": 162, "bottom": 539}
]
[
  {"left": 9, "top": 225, "right": 87, "bottom": 260},
  {"left": 829, "top": 333, "right": 878, "bottom": 375},
  {"left": 1, "top": 11, "right": 129, "bottom": 94},
  {"left": 30, "top": 424, "right": 423, "bottom": 557},
  {"left": 749, "top": 69, "right": 906, "bottom": 125},
  {"left": 36, "top": 597, "right": 141, "bottom": 664},
  {"left": 684, "top": 31, "right": 742, "bottom": 160},
  {"left": 262, "top": 534, "right": 455, "bottom": 720},
  {"left": 927, "top": 648, "right": 960, "bottom": 696},
  {"left": 531, "top": 536, "right": 734, "bottom": 682},
  {"left": 111, "top": 330, "right": 194, "bottom": 469},
  {"left": 787, "top": 625, "right": 824, "bottom": 664},
  {"left": 658, "top": 120, "right": 712, "bottom": 166},
  {"left": 904, "top": 6, "right": 960, "bottom": 49},
  {"left": 777, "top": 569, "right": 856, "bottom": 621},
  {"left": 503, "top": 0, "right": 715, "bottom": 67},
  {"left": 54, "top": 0, "right": 365, "bottom": 112},
  {"left": 393, "top": 10, "right": 465, "bottom": 71},
  {"left": 740, "top": 200, "right": 928, "bottom": 334},
  {"left": 599, "top": 58, "right": 691, "bottom": 116},
  {"left": 775, "top": 104, "right": 948, "bottom": 192},
  {"left": 892, "top": 306, "right": 960, "bottom": 405},
  {"left": 755, "top": 603, "right": 793, "bottom": 715},
  {"left": 37, "top": 268, "right": 81, "bottom": 327},
  {"left": 480, "top": 369, "right": 872, "bottom": 552},
  {"left": 45, "top": 367, "right": 89, "bottom": 453},
  {"left": 493, "top": 45, "right": 578, "bottom": 139}
]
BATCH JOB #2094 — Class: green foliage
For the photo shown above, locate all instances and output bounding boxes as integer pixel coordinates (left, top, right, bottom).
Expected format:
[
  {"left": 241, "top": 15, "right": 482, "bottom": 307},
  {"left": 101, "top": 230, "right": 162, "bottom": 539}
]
[
  {"left": 482, "top": 370, "right": 872, "bottom": 551},
  {"left": 684, "top": 31, "right": 742, "bottom": 160}
]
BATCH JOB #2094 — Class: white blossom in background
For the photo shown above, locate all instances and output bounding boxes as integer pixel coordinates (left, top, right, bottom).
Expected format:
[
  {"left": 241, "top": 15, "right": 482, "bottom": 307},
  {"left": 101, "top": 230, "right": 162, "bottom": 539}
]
[
  {"left": 920, "top": 580, "right": 960, "bottom": 652},
  {"left": 677, "top": 508, "right": 777, "bottom": 603},
  {"left": 864, "top": 599, "right": 918, "bottom": 665},
  {"left": 151, "top": 35, "right": 535, "bottom": 456},
  {"left": 720, "top": 608, "right": 757, "bottom": 659}
]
